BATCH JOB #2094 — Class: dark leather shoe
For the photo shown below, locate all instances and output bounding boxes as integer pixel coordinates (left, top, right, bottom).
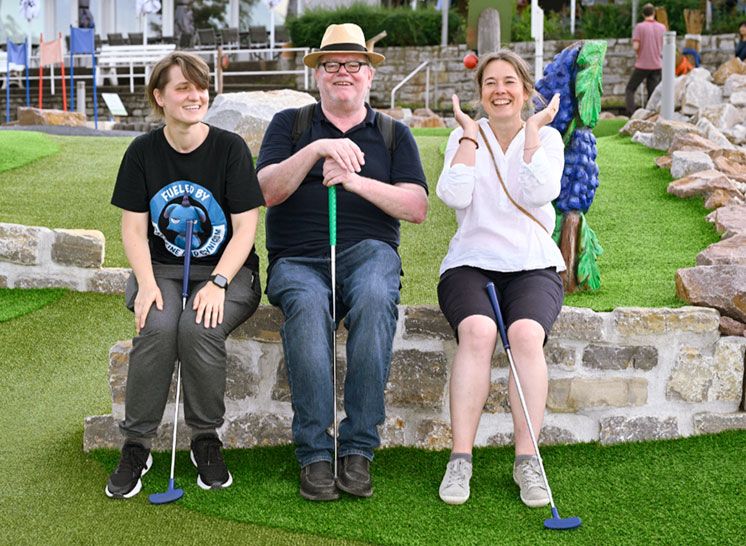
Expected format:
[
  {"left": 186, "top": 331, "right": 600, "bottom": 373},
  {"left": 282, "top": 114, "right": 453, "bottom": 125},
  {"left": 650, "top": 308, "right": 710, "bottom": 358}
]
[
  {"left": 337, "top": 455, "right": 373, "bottom": 498},
  {"left": 300, "top": 461, "right": 339, "bottom": 501}
]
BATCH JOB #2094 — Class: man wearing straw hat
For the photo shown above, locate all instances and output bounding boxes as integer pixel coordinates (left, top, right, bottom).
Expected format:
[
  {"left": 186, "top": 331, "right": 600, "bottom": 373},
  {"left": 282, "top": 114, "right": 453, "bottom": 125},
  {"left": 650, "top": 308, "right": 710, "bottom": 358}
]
[{"left": 257, "top": 23, "right": 428, "bottom": 501}]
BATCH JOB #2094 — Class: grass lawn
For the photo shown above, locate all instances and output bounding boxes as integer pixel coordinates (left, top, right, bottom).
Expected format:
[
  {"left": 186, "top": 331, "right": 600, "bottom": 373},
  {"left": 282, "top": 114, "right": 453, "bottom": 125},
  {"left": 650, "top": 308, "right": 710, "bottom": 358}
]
[
  {"left": 0, "top": 131, "right": 59, "bottom": 171},
  {"left": 0, "top": 291, "right": 743, "bottom": 544}
]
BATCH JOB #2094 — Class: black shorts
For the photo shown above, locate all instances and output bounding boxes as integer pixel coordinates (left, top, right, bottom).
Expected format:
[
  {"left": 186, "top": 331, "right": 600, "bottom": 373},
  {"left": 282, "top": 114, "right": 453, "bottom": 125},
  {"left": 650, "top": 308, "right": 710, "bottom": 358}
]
[{"left": 437, "top": 266, "right": 564, "bottom": 343}]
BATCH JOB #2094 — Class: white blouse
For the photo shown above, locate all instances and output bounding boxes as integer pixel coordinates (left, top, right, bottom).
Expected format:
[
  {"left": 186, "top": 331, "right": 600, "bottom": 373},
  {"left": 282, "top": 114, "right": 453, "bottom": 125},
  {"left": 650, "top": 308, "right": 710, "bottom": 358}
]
[{"left": 437, "top": 117, "right": 567, "bottom": 276}]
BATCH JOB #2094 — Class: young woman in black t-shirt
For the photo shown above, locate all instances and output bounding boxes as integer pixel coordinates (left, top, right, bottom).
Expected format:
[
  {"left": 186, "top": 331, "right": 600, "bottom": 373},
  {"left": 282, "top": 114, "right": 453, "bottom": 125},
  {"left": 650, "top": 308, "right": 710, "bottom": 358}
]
[{"left": 107, "top": 51, "right": 264, "bottom": 498}]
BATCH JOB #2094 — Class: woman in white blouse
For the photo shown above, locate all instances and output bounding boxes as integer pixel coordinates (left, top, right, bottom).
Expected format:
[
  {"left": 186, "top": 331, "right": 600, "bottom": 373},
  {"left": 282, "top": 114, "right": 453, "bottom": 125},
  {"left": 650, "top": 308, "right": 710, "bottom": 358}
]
[{"left": 436, "top": 50, "right": 565, "bottom": 508}]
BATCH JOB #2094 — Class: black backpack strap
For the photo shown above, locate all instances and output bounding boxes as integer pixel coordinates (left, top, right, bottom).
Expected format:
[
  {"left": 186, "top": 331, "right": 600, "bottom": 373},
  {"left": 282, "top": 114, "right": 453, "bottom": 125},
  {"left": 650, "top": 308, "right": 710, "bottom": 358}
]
[
  {"left": 291, "top": 102, "right": 317, "bottom": 145},
  {"left": 375, "top": 111, "right": 396, "bottom": 157}
]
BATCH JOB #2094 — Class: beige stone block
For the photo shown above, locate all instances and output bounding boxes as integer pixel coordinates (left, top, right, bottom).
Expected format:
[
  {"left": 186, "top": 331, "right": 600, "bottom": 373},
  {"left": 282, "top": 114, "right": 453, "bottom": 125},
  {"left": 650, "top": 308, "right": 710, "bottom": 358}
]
[
  {"left": 83, "top": 414, "right": 120, "bottom": 451},
  {"left": 692, "top": 412, "right": 746, "bottom": 434},
  {"left": 51, "top": 229, "right": 104, "bottom": 267},
  {"left": 484, "top": 379, "right": 510, "bottom": 413},
  {"left": 224, "top": 349, "right": 260, "bottom": 401},
  {"left": 379, "top": 415, "right": 407, "bottom": 447},
  {"left": 87, "top": 268, "right": 130, "bottom": 293},
  {"left": 666, "top": 347, "right": 712, "bottom": 402},
  {"left": 0, "top": 275, "right": 7, "bottom": 288},
  {"left": 108, "top": 340, "right": 132, "bottom": 405},
  {"left": 548, "top": 378, "right": 647, "bottom": 412},
  {"left": 0, "top": 223, "right": 47, "bottom": 265},
  {"left": 711, "top": 338, "right": 746, "bottom": 402},
  {"left": 599, "top": 416, "right": 679, "bottom": 444},
  {"left": 613, "top": 307, "right": 720, "bottom": 336},
  {"left": 552, "top": 307, "right": 604, "bottom": 341},
  {"left": 15, "top": 275, "right": 79, "bottom": 290},
  {"left": 416, "top": 418, "right": 451, "bottom": 450},
  {"left": 386, "top": 349, "right": 448, "bottom": 410}
]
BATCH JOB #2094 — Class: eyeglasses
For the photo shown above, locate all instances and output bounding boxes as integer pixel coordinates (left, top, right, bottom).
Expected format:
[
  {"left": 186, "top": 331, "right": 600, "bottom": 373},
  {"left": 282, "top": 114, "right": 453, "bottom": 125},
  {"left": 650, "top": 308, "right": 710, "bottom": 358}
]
[{"left": 319, "top": 61, "right": 369, "bottom": 73}]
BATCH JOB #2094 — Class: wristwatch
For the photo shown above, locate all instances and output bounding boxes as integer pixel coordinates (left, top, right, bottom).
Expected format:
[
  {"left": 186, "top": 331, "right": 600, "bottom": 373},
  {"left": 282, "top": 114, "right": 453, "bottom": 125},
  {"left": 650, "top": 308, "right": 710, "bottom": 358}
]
[{"left": 209, "top": 274, "right": 229, "bottom": 290}]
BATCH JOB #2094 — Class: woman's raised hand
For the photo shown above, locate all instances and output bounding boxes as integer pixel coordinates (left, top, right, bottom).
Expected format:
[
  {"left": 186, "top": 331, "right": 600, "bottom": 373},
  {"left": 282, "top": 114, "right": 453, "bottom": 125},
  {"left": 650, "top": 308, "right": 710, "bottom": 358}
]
[
  {"left": 452, "top": 95, "right": 478, "bottom": 138},
  {"left": 527, "top": 92, "right": 560, "bottom": 128}
]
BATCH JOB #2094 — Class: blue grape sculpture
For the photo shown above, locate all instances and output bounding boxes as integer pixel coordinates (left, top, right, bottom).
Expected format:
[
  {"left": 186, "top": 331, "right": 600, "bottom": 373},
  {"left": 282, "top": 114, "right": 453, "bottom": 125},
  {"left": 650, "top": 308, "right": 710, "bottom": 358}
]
[{"left": 535, "top": 41, "right": 607, "bottom": 292}]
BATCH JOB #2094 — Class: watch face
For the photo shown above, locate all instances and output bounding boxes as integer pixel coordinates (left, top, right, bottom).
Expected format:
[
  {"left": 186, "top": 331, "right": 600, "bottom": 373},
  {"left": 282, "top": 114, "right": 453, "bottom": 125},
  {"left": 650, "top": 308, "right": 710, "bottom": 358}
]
[{"left": 212, "top": 274, "right": 228, "bottom": 288}]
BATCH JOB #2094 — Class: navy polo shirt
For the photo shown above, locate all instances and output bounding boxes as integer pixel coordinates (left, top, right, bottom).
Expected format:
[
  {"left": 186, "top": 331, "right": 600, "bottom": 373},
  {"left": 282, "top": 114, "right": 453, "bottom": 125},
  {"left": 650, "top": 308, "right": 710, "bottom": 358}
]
[{"left": 256, "top": 103, "right": 428, "bottom": 269}]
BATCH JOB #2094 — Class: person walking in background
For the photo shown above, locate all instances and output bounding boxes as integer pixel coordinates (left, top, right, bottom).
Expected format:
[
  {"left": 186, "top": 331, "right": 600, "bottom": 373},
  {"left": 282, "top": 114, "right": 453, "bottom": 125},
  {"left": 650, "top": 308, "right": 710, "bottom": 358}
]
[
  {"left": 107, "top": 51, "right": 264, "bottom": 498},
  {"left": 736, "top": 21, "right": 746, "bottom": 60},
  {"left": 625, "top": 3, "right": 666, "bottom": 115},
  {"left": 256, "top": 23, "right": 427, "bottom": 501},
  {"left": 435, "top": 50, "right": 565, "bottom": 507}
]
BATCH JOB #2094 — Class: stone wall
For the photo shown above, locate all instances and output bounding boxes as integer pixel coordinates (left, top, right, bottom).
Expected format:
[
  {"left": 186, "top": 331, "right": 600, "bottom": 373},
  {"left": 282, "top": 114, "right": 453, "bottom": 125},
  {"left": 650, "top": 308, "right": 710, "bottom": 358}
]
[
  {"left": 83, "top": 305, "right": 746, "bottom": 452},
  {"left": 294, "top": 34, "right": 738, "bottom": 110},
  {"left": 0, "top": 222, "right": 128, "bottom": 293}
]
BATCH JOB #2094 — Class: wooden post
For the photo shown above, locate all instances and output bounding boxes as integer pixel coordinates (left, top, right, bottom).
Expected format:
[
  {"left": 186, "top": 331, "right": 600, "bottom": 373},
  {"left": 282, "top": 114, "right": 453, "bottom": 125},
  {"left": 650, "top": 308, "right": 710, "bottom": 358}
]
[{"left": 559, "top": 211, "right": 581, "bottom": 293}]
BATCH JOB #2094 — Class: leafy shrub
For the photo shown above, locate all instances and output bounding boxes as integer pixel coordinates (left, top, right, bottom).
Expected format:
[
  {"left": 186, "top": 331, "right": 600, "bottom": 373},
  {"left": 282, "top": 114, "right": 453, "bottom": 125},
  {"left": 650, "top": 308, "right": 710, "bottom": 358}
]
[
  {"left": 287, "top": 4, "right": 464, "bottom": 47},
  {"left": 511, "top": 6, "right": 567, "bottom": 42},
  {"left": 579, "top": 3, "right": 631, "bottom": 39}
]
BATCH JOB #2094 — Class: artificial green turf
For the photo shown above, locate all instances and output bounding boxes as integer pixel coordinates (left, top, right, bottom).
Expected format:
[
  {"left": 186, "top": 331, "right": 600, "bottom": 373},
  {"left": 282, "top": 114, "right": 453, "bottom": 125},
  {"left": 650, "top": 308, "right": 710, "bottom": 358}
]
[
  {"left": 0, "top": 291, "right": 358, "bottom": 545},
  {"left": 562, "top": 135, "right": 719, "bottom": 310},
  {"left": 0, "top": 131, "right": 59, "bottom": 172},
  {"left": 90, "top": 432, "right": 746, "bottom": 545},
  {"left": 0, "top": 287, "right": 66, "bottom": 322}
]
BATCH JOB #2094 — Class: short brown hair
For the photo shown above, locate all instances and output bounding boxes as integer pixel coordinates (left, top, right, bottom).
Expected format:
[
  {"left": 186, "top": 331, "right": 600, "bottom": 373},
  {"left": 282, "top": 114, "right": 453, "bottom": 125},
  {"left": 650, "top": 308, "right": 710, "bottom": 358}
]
[
  {"left": 642, "top": 4, "right": 655, "bottom": 17},
  {"left": 475, "top": 49, "right": 535, "bottom": 100},
  {"left": 146, "top": 51, "right": 210, "bottom": 118}
]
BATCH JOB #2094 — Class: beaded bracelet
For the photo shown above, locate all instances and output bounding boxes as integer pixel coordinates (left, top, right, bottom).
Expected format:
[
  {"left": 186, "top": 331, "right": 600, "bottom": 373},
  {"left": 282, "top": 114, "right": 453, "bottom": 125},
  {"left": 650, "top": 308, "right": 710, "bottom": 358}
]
[{"left": 458, "top": 136, "right": 479, "bottom": 149}]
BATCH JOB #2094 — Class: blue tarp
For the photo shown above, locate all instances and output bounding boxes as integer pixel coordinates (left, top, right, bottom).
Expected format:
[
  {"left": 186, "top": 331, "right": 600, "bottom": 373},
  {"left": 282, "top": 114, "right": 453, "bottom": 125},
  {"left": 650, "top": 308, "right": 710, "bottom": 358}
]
[
  {"left": 69, "top": 27, "right": 98, "bottom": 128},
  {"left": 5, "top": 40, "right": 31, "bottom": 123}
]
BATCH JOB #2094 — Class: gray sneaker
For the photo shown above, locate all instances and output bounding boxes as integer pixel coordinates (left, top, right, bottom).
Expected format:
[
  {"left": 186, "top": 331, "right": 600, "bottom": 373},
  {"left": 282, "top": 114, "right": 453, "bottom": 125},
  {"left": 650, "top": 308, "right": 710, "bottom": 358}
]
[
  {"left": 439, "top": 459, "right": 472, "bottom": 505},
  {"left": 513, "top": 458, "right": 550, "bottom": 507}
]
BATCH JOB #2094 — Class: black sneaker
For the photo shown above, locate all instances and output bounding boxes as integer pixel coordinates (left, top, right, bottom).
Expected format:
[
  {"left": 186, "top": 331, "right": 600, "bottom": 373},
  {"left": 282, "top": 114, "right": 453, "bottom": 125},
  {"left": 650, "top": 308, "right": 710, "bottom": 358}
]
[
  {"left": 300, "top": 461, "right": 339, "bottom": 501},
  {"left": 105, "top": 442, "right": 153, "bottom": 499},
  {"left": 337, "top": 455, "right": 373, "bottom": 498},
  {"left": 190, "top": 434, "right": 232, "bottom": 490}
]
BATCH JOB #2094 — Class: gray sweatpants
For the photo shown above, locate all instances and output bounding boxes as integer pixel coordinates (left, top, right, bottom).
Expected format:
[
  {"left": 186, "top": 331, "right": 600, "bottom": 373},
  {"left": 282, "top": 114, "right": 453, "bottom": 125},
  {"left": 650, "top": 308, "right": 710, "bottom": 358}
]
[{"left": 119, "top": 265, "right": 260, "bottom": 444}]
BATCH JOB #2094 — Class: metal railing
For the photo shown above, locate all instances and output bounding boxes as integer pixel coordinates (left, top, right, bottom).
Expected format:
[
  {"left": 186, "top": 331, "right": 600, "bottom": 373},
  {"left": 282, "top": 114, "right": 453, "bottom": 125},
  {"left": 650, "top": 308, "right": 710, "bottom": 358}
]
[{"left": 390, "top": 60, "right": 430, "bottom": 110}]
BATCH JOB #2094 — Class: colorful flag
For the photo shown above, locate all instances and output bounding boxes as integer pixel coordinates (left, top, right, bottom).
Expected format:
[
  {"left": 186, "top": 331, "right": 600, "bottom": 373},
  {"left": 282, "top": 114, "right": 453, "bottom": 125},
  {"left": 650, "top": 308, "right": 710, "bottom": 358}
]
[
  {"left": 70, "top": 27, "right": 95, "bottom": 54},
  {"left": 40, "top": 37, "right": 63, "bottom": 67},
  {"left": 6, "top": 40, "right": 27, "bottom": 66}
]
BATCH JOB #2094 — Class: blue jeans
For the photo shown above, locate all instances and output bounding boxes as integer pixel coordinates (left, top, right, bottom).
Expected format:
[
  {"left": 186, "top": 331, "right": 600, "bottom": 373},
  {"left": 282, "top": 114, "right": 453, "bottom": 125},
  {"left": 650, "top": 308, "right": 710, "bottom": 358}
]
[{"left": 266, "top": 239, "right": 401, "bottom": 467}]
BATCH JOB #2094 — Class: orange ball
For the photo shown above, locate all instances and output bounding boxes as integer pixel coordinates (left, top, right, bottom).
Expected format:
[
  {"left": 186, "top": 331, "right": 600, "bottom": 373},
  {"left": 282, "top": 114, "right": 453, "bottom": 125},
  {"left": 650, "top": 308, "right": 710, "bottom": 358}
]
[{"left": 463, "top": 52, "right": 478, "bottom": 70}]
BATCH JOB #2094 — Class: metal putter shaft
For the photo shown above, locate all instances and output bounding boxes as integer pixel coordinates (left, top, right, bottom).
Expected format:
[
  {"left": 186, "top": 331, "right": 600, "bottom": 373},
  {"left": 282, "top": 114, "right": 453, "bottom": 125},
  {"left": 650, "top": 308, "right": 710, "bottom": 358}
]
[
  {"left": 149, "top": 215, "right": 195, "bottom": 505},
  {"left": 485, "top": 282, "right": 581, "bottom": 530},
  {"left": 329, "top": 186, "right": 338, "bottom": 479}
]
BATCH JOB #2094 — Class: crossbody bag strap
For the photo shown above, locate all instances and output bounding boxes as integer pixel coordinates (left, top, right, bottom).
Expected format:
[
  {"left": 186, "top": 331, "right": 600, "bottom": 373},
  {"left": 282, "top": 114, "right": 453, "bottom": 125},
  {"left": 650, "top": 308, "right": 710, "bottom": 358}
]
[{"left": 478, "top": 125, "right": 549, "bottom": 234}]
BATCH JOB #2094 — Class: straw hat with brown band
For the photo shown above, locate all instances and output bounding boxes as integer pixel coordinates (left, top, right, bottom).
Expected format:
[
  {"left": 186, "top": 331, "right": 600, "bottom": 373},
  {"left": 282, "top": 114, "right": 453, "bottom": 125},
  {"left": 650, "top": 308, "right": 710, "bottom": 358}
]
[{"left": 303, "top": 23, "right": 385, "bottom": 69}]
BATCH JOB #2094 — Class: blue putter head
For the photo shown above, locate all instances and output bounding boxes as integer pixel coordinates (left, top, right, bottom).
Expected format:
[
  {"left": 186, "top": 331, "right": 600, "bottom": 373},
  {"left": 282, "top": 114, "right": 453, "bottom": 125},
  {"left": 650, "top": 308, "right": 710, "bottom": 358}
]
[
  {"left": 148, "top": 479, "right": 184, "bottom": 505},
  {"left": 544, "top": 507, "right": 582, "bottom": 530}
]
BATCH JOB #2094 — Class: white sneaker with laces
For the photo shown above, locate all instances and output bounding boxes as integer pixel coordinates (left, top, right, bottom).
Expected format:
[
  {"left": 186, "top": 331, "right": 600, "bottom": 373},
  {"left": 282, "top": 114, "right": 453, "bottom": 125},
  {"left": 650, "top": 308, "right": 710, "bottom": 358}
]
[
  {"left": 513, "top": 458, "right": 550, "bottom": 507},
  {"left": 439, "top": 458, "right": 472, "bottom": 505}
]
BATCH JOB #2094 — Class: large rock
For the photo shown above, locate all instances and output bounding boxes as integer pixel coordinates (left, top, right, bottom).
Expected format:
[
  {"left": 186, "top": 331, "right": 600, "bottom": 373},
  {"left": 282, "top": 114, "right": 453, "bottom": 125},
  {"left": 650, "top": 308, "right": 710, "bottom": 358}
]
[
  {"left": 696, "top": 118, "right": 736, "bottom": 149},
  {"left": 723, "top": 73, "right": 746, "bottom": 97},
  {"left": 203, "top": 90, "right": 316, "bottom": 155},
  {"left": 652, "top": 119, "right": 701, "bottom": 151},
  {"left": 599, "top": 416, "right": 678, "bottom": 444},
  {"left": 696, "top": 103, "right": 743, "bottom": 131},
  {"left": 619, "top": 118, "right": 654, "bottom": 136},
  {"left": 697, "top": 235, "right": 746, "bottom": 265},
  {"left": 704, "top": 188, "right": 745, "bottom": 209},
  {"left": 667, "top": 132, "right": 720, "bottom": 154},
  {"left": 709, "top": 149, "right": 746, "bottom": 177},
  {"left": 681, "top": 78, "right": 722, "bottom": 115},
  {"left": 670, "top": 150, "right": 714, "bottom": 179},
  {"left": 667, "top": 169, "right": 736, "bottom": 198},
  {"left": 729, "top": 91, "right": 746, "bottom": 107},
  {"left": 675, "top": 265, "right": 746, "bottom": 323},
  {"left": 713, "top": 57, "right": 746, "bottom": 86},
  {"left": 17, "top": 106, "right": 86, "bottom": 126},
  {"left": 707, "top": 205, "right": 746, "bottom": 238}
]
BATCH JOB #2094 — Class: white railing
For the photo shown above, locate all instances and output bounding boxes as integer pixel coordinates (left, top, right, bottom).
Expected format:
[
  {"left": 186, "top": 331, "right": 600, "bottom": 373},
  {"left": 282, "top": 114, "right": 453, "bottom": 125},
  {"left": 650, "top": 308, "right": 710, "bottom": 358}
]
[
  {"left": 390, "top": 60, "right": 430, "bottom": 110},
  {"left": 3, "top": 46, "right": 310, "bottom": 96}
]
